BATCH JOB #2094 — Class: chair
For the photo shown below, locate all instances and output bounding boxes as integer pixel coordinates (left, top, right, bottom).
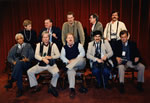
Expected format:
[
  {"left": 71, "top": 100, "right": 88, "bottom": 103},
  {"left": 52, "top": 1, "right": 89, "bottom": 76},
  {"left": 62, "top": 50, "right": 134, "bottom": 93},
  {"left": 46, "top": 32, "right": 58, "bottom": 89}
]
[
  {"left": 4, "top": 60, "right": 29, "bottom": 91},
  {"left": 113, "top": 67, "right": 138, "bottom": 83}
]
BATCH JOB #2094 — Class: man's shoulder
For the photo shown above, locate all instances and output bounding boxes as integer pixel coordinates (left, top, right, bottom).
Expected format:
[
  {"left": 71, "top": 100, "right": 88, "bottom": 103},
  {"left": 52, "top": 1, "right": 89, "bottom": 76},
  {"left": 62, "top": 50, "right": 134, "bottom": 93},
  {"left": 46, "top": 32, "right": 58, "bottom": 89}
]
[
  {"left": 97, "top": 21, "right": 103, "bottom": 25},
  {"left": 118, "top": 21, "right": 125, "bottom": 25},
  {"left": 88, "top": 41, "right": 94, "bottom": 45},
  {"left": 63, "top": 22, "right": 68, "bottom": 26}
]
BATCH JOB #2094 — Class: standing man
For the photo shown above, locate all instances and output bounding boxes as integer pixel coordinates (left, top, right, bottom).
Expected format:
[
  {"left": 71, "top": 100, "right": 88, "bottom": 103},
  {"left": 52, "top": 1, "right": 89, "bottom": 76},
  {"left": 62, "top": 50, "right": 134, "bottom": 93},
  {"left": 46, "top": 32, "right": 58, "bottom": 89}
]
[
  {"left": 87, "top": 30, "right": 113, "bottom": 89},
  {"left": 38, "top": 19, "right": 62, "bottom": 51},
  {"left": 89, "top": 13, "right": 103, "bottom": 40},
  {"left": 115, "top": 30, "right": 145, "bottom": 93},
  {"left": 104, "top": 11, "right": 127, "bottom": 41},
  {"left": 62, "top": 12, "right": 85, "bottom": 46},
  {"left": 28, "top": 31, "right": 60, "bottom": 97},
  {"left": 60, "top": 33, "right": 86, "bottom": 98}
]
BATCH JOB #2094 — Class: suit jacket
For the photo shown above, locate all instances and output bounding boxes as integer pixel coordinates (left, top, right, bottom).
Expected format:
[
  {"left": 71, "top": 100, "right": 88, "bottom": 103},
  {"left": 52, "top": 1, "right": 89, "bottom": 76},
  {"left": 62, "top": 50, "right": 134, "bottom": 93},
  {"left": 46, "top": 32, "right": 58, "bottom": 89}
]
[
  {"left": 87, "top": 40, "right": 113, "bottom": 67},
  {"left": 91, "top": 21, "right": 103, "bottom": 40},
  {"left": 38, "top": 26, "right": 62, "bottom": 51},
  {"left": 115, "top": 40, "right": 141, "bottom": 63},
  {"left": 7, "top": 43, "right": 34, "bottom": 64}
]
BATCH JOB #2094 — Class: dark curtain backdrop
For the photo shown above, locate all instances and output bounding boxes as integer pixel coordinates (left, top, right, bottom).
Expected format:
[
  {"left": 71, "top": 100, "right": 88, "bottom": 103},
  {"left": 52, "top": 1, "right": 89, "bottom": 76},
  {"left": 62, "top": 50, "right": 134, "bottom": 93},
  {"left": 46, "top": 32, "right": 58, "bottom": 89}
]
[{"left": 0, "top": 0, "right": 149, "bottom": 72}]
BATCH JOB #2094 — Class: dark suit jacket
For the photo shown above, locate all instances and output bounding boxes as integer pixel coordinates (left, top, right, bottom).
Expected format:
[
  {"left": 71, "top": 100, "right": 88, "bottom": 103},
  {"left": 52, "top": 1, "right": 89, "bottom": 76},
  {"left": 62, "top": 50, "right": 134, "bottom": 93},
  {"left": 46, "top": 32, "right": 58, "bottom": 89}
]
[
  {"left": 115, "top": 40, "right": 141, "bottom": 63},
  {"left": 38, "top": 26, "right": 62, "bottom": 51}
]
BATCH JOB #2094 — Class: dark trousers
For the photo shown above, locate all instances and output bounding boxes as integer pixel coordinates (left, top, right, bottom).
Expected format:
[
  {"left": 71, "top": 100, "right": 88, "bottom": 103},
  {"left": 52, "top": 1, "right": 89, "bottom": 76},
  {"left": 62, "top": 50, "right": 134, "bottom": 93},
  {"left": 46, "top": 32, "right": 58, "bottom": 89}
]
[
  {"left": 92, "top": 62, "right": 110, "bottom": 86},
  {"left": 11, "top": 61, "right": 30, "bottom": 89}
]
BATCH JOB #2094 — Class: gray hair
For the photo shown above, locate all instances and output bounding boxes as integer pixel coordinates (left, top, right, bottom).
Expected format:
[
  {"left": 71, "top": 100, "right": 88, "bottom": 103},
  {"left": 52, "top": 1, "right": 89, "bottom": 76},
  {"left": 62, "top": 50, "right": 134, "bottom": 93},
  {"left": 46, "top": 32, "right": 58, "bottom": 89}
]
[
  {"left": 15, "top": 33, "right": 24, "bottom": 41},
  {"left": 42, "top": 31, "right": 50, "bottom": 38}
]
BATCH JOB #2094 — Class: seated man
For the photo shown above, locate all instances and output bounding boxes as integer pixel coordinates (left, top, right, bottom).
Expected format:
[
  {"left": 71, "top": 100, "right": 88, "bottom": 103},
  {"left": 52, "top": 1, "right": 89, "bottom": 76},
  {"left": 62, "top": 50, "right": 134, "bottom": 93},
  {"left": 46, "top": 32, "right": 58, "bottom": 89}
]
[
  {"left": 60, "top": 33, "right": 86, "bottom": 98},
  {"left": 87, "top": 30, "right": 113, "bottom": 89},
  {"left": 27, "top": 31, "right": 60, "bottom": 97},
  {"left": 5, "top": 33, "right": 34, "bottom": 97},
  {"left": 115, "top": 30, "right": 145, "bottom": 93}
]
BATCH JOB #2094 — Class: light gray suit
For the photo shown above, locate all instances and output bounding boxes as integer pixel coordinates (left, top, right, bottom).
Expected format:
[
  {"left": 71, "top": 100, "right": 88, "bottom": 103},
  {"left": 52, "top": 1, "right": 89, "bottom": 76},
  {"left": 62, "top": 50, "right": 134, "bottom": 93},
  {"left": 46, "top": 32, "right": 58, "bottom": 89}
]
[{"left": 87, "top": 40, "right": 113, "bottom": 68}]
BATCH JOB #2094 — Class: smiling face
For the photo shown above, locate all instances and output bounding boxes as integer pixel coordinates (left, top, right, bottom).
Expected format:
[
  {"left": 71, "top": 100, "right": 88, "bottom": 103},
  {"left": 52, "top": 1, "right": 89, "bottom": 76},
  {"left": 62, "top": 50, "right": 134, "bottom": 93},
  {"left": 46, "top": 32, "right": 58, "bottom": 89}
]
[
  {"left": 42, "top": 33, "right": 50, "bottom": 44},
  {"left": 94, "top": 34, "right": 101, "bottom": 43},
  {"left": 44, "top": 19, "right": 52, "bottom": 29},
  {"left": 66, "top": 33, "right": 74, "bottom": 46},
  {"left": 16, "top": 36, "right": 24, "bottom": 44},
  {"left": 111, "top": 12, "right": 119, "bottom": 22}
]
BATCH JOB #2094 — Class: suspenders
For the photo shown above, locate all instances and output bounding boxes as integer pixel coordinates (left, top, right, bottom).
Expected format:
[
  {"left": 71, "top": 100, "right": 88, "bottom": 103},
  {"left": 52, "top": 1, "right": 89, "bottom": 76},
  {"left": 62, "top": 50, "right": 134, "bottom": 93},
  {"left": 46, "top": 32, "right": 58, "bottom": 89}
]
[{"left": 110, "top": 21, "right": 119, "bottom": 40}]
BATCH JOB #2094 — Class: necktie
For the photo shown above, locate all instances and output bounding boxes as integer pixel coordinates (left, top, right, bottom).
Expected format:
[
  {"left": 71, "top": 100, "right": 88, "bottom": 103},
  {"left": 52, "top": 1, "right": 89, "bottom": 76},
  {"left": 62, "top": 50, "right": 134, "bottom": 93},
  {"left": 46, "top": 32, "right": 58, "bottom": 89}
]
[{"left": 95, "top": 43, "right": 101, "bottom": 58}]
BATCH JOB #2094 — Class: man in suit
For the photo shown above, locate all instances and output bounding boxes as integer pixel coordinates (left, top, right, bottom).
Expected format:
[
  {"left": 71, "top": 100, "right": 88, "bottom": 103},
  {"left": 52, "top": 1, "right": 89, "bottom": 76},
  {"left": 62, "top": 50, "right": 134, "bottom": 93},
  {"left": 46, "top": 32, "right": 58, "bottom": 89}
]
[
  {"left": 115, "top": 30, "right": 145, "bottom": 93},
  {"left": 62, "top": 12, "right": 85, "bottom": 46},
  {"left": 89, "top": 13, "right": 103, "bottom": 40},
  {"left": 87, "top": 30, "right": 113, "bottom": 89},
  {"left": 60, "top": 33, "right": 86, "bottom": 98},
  {"left": 38, "top": 19, "right": 62, "bottom": 51}
]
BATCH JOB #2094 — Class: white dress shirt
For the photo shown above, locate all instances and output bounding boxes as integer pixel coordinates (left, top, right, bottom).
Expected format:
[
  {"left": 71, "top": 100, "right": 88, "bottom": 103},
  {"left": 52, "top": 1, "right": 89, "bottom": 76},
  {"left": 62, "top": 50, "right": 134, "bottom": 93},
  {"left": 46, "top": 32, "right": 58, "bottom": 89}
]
[{"left": 104, "top": 20, "right": 127, "bottom": 41}]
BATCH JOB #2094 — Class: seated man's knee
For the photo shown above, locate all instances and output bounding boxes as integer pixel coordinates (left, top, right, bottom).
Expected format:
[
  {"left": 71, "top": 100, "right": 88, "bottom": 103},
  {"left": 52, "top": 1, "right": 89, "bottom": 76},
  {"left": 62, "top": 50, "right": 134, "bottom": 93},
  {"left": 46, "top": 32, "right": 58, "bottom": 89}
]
[
  {"left": 53, "top": 73, "right": 59, "bottom": 78},
  {"left": 138, "top": 63, "right": 145, "bottom": 70}
]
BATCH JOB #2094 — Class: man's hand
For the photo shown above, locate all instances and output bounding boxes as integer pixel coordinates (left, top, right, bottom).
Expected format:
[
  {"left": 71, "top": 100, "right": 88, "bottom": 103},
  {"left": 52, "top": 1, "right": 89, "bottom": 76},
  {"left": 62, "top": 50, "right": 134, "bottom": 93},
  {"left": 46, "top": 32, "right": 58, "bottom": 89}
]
[
  {"left": 101, "top": 55, "right": 107, "bottom": 61},
  {"left": 42, "top": 58, "right": 49, "bottom": 64},
  {"left": 20, "top": 57, "right": 29, "bottom": 62},
  {"left": 96, "top": 58, "right": 104, "bottom": 63},
  {"left": 135, "top": 57, "right": 139, "bottom": 63},
  {"left": 45, "top": 56, "right": 52, "bottom": 60},
  {"left": 68, "top": 59, "right": 75, "bottom": 64},
  {"left": 116, "top": 57, "right": 122, "bottom": 64},
  {"left": 52, "top": 33, "right": 57, "bottom": 39},
  {"left": 13, "top": 61, "right": 16, "bottom": 65}
]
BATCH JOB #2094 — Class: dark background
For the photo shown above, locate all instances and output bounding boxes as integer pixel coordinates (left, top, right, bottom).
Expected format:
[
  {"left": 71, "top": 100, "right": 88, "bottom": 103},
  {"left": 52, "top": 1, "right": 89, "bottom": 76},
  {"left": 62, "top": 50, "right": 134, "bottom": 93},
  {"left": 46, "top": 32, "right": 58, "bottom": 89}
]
[{"left": 0, "top": 0, "right": 149, "bottom": 72}]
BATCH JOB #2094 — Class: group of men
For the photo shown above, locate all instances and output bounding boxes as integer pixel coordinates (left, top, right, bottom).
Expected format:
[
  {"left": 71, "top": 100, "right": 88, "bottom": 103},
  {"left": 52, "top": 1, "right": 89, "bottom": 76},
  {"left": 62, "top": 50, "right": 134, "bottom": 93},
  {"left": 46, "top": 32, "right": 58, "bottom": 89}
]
[{"left": 5, "top": 11, "right": 145, "bottom": 98}]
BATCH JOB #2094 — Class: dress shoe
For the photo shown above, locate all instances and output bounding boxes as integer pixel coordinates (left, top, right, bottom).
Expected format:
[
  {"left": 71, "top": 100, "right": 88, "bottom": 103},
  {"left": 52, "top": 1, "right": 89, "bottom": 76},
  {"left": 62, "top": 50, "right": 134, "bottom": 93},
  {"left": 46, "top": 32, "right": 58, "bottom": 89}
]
[
  {"left": 137, "top": 82, "right": 144, "bottom": 92},
  {"left": 119, "top": 83, "right": 125, "bottom": 94},
  {"left": 79, "top": 86, "right": 88, "bottom": 93},
  {"left": 70, "top": 88, "right": 76, "bottom": 99},
  {"left": 16, "top": 89, "right": 23, "bottom": 97},
  {"left": 48, "top": 85, "right": 58, "bottom": 97},
  {"left": 31, "top": 85, "right": 41, "bottom": 93}
]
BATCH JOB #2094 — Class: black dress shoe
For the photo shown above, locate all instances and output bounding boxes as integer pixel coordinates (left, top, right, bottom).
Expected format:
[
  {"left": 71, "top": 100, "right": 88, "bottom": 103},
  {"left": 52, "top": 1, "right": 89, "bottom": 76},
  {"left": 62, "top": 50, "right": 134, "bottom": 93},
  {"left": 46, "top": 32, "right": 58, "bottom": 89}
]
[
  {"left": 4, "top": 80, "right": 13, "bottom": 89},
  {"left": 70, "top": 88, "right": 76, "bottom": 99},
  {"left": 119, "top": 83, "right": 125, "bottom": 94},
  {"left": 79, "top": 86, "right": 88, "bottom": 93},
  {"left": 137, "top": 82, "right": 144, "bottom": 92},
  {"left": 31, "top": 86, "right": 41, "bottom": 93},
  {"left": 16, "top": 89, "right": 23, "bottom": 97},
  {"left": 48, "top": 85, "right": 58, "bottom": 97}
]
